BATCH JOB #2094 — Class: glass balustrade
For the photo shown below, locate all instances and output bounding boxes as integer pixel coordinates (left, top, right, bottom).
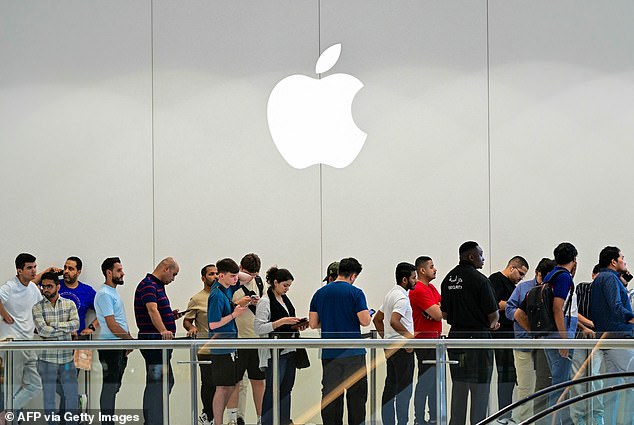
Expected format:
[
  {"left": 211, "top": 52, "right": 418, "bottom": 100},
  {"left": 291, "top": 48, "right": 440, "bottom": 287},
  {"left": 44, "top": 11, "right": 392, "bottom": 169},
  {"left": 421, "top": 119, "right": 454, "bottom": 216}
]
[{"left": 1, "top": 336, "right": 633, "bottom": 425}]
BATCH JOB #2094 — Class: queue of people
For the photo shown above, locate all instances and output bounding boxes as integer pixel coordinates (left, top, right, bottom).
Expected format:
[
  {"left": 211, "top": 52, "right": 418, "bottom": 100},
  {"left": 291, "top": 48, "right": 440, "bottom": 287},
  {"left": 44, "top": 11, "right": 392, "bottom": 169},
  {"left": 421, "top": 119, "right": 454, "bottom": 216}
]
[{"left": 0, "top": 243, "right": 633, "bottom": 425}]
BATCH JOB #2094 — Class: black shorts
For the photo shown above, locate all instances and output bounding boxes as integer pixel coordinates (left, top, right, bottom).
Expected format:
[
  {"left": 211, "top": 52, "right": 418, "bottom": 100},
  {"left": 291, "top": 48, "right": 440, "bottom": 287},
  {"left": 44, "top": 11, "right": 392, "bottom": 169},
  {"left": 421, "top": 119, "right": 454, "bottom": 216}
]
[
  {"left": 210, "top": 353, "right": 238, "bottom": 387},
  {"left": 236, "top": 348, "right": 265, "bottom": 380}
]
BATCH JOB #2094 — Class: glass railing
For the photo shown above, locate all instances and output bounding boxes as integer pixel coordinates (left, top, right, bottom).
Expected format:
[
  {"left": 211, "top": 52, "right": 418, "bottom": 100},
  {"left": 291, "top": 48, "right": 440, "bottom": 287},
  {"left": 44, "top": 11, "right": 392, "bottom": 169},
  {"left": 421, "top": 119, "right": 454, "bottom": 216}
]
[{"left": 1, "top": 337, "right": 633, "bottom": 425}]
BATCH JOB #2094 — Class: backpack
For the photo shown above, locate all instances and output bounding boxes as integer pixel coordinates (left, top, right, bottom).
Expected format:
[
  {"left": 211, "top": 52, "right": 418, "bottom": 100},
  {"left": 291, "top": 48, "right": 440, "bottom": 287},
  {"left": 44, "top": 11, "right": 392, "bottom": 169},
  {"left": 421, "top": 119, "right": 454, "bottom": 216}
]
[
  {"left": 239, "top": 275, "right": 264, "bottom": 314},
  {"left": 525, "top": 269, "right": 573, "bottom": 337}
]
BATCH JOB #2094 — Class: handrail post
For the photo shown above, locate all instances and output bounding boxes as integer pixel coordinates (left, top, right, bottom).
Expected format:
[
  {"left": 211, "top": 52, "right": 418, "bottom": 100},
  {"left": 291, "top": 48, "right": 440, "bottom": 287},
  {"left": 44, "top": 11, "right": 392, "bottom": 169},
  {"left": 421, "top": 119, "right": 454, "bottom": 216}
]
[
  {"left": 436, "top": 337, "right": 448, "bottom": 425},
  {"left": 6, "top": 350, "right": 13, "bottom": 412},
  {"left": 190, "top": 344, "right": 198, "bottom": 425},
  {"left": 272, "top": 337, "right": 280, "bottom": 425},
  {"left": 162, "top": 348, "right": 169, "bottom": 424},
  {"left": 369, "top": 330, "right": 377, "bottom": 425}
]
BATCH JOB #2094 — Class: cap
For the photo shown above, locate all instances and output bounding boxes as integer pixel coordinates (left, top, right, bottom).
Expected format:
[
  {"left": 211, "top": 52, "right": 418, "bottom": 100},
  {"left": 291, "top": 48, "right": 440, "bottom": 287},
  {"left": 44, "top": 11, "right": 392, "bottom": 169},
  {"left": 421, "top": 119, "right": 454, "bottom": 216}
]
[{"left": 323, "top": 261, "right": 339, "bottom": 282}]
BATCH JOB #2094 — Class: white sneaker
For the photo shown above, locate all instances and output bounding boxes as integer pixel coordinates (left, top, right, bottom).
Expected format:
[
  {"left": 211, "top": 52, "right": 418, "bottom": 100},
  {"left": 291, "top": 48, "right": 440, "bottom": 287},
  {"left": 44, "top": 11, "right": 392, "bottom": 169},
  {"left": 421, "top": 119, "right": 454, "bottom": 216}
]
[{"left": 199, "top": 413, "right": 212, "bottom": 425}]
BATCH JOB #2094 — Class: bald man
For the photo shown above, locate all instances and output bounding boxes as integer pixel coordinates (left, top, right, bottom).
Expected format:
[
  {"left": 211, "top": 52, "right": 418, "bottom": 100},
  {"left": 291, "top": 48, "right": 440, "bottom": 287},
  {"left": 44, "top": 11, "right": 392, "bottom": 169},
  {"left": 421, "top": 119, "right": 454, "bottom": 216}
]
[{"left": 134, "top": 257, "right": 182, "bottom": 425}]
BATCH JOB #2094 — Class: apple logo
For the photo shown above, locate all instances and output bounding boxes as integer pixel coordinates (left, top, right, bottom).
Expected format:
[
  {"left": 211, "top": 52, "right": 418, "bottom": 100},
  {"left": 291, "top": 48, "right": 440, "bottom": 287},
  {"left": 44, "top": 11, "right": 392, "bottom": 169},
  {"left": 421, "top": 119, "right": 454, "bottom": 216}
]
[{"left": 267, "top": 44, "right": 367, "bottom": 169}]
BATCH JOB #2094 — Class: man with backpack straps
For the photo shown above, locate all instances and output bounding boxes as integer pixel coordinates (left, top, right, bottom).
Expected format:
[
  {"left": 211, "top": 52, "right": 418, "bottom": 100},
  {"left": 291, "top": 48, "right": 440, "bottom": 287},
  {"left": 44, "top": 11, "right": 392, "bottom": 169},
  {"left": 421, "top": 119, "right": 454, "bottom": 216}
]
[{"left": 536, "top": 243, "right": 579, "bottom": 424}]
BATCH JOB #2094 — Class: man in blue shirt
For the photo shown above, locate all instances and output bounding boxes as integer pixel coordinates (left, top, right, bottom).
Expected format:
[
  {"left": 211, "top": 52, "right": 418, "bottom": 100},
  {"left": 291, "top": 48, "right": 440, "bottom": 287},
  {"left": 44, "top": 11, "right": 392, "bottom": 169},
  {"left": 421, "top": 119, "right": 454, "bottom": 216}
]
[
  {"left": 542, "top": 242, "right": 579, "bottom": 424},
  {"left": 590, "top": 246, "right": 634, "bottom": 425},
  {"left": 94, "top": 257, "right": 132, "bottom": 425},
  {"left": 506, "top": 258, "right": 555, "bottom": 423},
  {"left": 309, "top": 257, "right": 371, "bottom": 425},
  {"left": 208, "top": 258, "right": 249, "bottom": 425},
  {"left": 59, "top": 256, "right": 98, "bottom": 335}
]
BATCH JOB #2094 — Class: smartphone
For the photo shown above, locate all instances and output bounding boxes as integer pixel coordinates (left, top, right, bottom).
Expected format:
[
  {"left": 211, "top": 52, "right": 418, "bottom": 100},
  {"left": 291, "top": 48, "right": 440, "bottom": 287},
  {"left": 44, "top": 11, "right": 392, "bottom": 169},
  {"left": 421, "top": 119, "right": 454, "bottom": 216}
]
[
  {"left": 297, "top": 317, "right": 308, "bottom": 324},
  {"left": 369, "top": 308, "right": 376, "bottom": 317}
]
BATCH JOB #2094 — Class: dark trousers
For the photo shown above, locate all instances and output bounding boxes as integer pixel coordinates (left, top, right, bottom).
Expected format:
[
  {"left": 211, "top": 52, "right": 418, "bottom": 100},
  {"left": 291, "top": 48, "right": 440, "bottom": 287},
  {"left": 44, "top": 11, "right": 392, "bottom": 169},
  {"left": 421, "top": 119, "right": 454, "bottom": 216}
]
[
  {"left": 381, "top": 349, "right": 414, "bottom": 425},
  {"left": 98, "top": 350, "right": 128, "bottom": 425},
  {"left": 449, "top": 381, "right": 491, "bottom": 425},
  {"left": 140, "top": 349, "right": 174, "bottom": 425},
  {"left": 534, "top": 348, "right": 553, "bottom": 421},
  {"left": 321, "top": 355, "right": 367, "bottom": 425},
  {"left": 197, "top": 352, "right": 215, "bottom": 419},
  {"left": 262, "top": 351, "right": 297, "bottom": 425},
  {"left": 494, "top": 348, "right": 517, "bottom": 419},
  {"left": 415, "top": 348, "right": 437, "bottom": 424}
]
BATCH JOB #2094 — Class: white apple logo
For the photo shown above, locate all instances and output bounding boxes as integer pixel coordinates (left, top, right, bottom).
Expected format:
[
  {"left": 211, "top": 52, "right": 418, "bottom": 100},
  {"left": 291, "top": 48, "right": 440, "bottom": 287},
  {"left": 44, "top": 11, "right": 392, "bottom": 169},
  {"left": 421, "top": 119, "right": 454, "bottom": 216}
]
[{"left": 267, "top": 44, "right": 367, "bottom": 169}]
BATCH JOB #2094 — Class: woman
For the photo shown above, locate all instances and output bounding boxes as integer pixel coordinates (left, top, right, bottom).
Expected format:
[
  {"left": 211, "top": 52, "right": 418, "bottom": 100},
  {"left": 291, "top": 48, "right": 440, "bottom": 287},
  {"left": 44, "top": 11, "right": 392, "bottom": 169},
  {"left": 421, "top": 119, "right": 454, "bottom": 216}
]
[{"left": 254, "top": 266, "right": 308, "bottom": 425}]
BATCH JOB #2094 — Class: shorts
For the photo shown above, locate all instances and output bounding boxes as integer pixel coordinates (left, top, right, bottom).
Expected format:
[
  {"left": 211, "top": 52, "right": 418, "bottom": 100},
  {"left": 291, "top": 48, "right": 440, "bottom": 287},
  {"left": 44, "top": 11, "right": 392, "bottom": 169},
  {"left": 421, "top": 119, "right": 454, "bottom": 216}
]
[
  {"left": 210, "top": 353, "right": 238, "bottom": 387},
  {"left": 236, "top": 348, "right": 265, "bottom": 380}
]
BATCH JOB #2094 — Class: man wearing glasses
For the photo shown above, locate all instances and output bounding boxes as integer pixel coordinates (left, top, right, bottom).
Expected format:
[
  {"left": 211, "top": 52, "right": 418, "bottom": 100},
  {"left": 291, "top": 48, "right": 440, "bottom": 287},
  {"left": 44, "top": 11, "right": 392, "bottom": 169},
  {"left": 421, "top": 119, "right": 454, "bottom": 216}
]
[
  {"left": 489, "top": 256, "right": 529, "bottom": 425},
  {"left": 32, "top": 272, "right": 80, "bottom": 423}
]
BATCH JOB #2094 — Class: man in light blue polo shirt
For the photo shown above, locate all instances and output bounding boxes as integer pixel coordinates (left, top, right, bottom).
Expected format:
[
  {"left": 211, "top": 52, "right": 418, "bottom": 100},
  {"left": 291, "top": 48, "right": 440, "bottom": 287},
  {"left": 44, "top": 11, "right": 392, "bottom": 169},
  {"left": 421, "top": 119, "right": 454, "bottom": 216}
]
[{"left": 94, "top": 257, "right": 132, "bottom": 425}]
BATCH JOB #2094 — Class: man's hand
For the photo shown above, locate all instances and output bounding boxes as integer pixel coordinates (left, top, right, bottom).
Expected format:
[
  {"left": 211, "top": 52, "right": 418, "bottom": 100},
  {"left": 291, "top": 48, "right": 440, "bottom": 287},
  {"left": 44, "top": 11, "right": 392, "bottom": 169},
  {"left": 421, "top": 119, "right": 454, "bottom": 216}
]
[
  {"left": 235, "top": 296, "right": 252, "bottom": 308},
  {"left": 173, "top": 309, "right": 186, "bottom": 319},
  {"left": 187, "top": 326, "right": 198, "bottom": 338},
  {"left": 1, "top": 312, "right": 14, "bottom": 325},
  {"left": 233, "top": 305, "right": 249, "bottom": 317},
  {"left": 79, "top": 328, "right": 94, "bottom": 336},
  {"left": 160, "top": 329, "right": 173, "bottom": 340},
  {"left": 559, "top": 348, "right": 569, "bottom": 358}
]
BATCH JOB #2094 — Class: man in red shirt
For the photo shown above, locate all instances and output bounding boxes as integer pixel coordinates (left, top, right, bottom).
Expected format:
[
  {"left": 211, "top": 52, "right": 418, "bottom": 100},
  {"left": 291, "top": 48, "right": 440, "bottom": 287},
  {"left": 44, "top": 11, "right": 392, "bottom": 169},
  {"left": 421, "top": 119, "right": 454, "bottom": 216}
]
[{"left": 408, "top": 256, "right": 442, "bottom": 425}]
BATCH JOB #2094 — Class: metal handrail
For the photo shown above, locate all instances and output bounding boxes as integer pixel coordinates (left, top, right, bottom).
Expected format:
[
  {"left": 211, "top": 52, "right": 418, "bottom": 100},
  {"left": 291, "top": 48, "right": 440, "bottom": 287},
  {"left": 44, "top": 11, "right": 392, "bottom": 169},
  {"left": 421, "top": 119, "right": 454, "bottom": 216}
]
[
  {"left": 477, "top": 371, "right": 634, "bottom": 425},
  {"left": 1, "top": 337, "right": 633, "bottom": 350}
]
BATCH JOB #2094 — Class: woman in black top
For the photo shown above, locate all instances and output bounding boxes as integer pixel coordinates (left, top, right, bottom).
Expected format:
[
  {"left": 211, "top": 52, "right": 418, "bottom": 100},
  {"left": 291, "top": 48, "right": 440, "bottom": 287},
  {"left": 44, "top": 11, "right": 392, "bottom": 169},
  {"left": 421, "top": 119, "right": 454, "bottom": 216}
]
[{"left": 254, "top": 267, "right": 308, "bottom": 425}]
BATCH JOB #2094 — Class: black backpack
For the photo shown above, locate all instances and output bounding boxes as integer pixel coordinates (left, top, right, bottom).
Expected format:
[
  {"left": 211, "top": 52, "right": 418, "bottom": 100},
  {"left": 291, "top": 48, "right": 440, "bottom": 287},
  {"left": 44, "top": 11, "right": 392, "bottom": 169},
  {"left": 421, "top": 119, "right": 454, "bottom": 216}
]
[
  {"left": 525, "top": 270, "right": 573, "bottom": 337},
  {"left": 239, "top": 275, "right": 264, "bottom": 314}
]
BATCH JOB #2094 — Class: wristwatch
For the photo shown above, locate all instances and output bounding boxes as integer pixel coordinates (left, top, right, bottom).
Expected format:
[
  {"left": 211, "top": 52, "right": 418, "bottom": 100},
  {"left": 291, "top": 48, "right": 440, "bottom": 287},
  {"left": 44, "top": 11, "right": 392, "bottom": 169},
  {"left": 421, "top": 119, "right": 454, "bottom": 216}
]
[{"left": 88, "top": 323, "right": 96, "bottom": 331}]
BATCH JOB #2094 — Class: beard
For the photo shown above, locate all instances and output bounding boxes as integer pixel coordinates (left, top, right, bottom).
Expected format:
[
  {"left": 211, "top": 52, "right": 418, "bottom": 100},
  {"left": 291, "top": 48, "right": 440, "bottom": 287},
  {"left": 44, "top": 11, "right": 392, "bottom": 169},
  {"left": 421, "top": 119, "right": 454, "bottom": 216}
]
[{"left": 112, "top": 277, "right": 124, "bottom": 286}]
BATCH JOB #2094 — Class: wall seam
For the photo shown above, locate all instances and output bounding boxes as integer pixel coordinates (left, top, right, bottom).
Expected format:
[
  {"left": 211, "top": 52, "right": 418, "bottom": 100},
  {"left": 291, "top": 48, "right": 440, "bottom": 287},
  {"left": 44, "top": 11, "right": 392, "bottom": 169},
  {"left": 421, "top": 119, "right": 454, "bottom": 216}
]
[
  {"left": 486, "top": 0, "right": 492, "bottom": 271},
  {"left": 151, "top": 0, "right": 156, "bottom": 265}
]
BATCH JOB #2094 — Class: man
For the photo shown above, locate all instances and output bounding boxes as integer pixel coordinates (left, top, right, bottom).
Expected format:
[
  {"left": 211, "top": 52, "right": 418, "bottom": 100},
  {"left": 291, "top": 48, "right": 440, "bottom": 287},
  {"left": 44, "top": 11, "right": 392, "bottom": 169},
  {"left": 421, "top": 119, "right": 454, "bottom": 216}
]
[
  {"left": 440, "top": 241, "right": 499, "bottom": 425},
  {"left": 506, "top": 258, "right": 556, "bottom": 423},
  {"left": 373, "top": 262, "right": 416, "bottom": 425},
  {"left": 59, "top": 256, "right": 99, "bottom": 336},
  {"left": 408, "top": 256, "right": 441, "bottom": 425},
  {"left": 323, "top": 262, "right": 339, "bottom": 284},
  {"left": 57, "top": 256, "right": 99, "bottom": 414},
  {"left": 540, "top": 242, "right": 578, "bottom": 424},
  {"left": 134, "top": 257, "right": 181, "bottom": 425},
  {"left": 94, "top": 257, "right": 132, "bottom": 425},
  {"left": 208, "top": 258, "right": 249, "bottom": 425},
  {"left": 489, "top": 256, "right": 529, "bottom": 424},
  {"left": 309, "top": 257, "right": 371, "bottom": 425},
  {"left": 32, "top": 272, "right": 80, "bottom": 424},
  {"left": 184, "top": 264, "right": 218, "bottom": 425},
  {"left": 570, "top": 264, "right": 604, "bottom": 425},
  {"left": 0, "top": 253, "right": 46, "bottom": 417},
  {"left": 229, "top": 254, "right": 265, "bottom": 425},
  {"left": 590, "top": 246, "right": 634, "bottom": 425}
]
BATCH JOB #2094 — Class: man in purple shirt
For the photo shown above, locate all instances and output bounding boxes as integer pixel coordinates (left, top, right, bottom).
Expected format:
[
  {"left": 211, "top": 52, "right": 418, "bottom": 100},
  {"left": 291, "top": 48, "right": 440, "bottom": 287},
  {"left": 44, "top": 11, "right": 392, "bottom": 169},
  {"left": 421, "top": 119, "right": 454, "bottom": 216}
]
[{"left": 134, "top": 257, "right": 180, "bottom": 425}]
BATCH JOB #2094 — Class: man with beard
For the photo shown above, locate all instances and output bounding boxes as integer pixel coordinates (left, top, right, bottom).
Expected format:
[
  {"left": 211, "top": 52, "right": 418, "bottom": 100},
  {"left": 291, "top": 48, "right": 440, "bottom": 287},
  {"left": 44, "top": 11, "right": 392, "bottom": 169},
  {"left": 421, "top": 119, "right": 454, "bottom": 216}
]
[
  {"left": 489, "top": 256, "right": 529, "bottom": 424},
  {"left": 374, "top": 262, "right": 417, "bottom": 425},
  {"left": 95, "top": 257, "right": 132, "bottom": 425},
  {"left": 183, "top": 264, "right": 219, "bottom": 425},
  {"left": 32, "top": 272, "right": 80, "bottom": 423},
  {"left": 59, "top": 256, "right": 99, "bottom": 336},
  {"left": 440, "top": 241, "right": 499, "bottom": 425}
]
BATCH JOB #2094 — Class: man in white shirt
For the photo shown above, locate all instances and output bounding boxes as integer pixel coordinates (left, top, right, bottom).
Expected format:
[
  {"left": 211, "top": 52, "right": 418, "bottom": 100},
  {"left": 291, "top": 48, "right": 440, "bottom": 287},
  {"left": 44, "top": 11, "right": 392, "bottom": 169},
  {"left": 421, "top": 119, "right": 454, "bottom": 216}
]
[
  {"left": 0, "top": 253, "right": 50, "bottom": 418},
  {"left": 373, "top": 262, "right": 417, "bottom": 425}
]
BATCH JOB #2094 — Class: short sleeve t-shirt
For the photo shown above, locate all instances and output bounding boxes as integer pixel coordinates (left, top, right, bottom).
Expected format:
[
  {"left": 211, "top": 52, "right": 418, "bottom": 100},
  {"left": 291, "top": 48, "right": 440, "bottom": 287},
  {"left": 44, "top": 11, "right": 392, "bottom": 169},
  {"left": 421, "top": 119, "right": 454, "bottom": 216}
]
[
  {"left": 184, "top": 289, "right": 210, "bottom": 336},
  {"left": 94, "top": 285, "right": 129, "bottom": 340},
  {"left": 0, "top": 277, "right": 43, "bottom": 340},
  {"left": 382, "top": 285, "right": 413, "bottom": 340},
  {"left": 134, "top": 274, "right": 176, "bottom": 335},
  {"left": 207, "top": 282, "right": 238, "bottom": 354},
  {"left": 309, "top": 280, "right": 369, "bottom": 359},
  {"left": 409, "top": 281, "right": 442, "bottom": 338},
  {"left": 544, "top": 267, "right": 578, "bottom": 318},
  {"left": 440, "top": 262, "right": 498, "bottom": 331},
  {"left": 59, "top": 280, "right": 96, "bottom": 332}
]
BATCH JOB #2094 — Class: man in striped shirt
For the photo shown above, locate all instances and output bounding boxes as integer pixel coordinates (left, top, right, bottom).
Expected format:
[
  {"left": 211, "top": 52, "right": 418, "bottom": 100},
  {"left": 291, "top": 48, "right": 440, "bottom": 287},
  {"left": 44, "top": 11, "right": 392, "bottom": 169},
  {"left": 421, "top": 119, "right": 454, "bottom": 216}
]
[
  {"left": 32, "top": 272, "right": 80, "bottom": 422},
  {"left": 134, "top": 257, "right": 180, "bottom": 425}
]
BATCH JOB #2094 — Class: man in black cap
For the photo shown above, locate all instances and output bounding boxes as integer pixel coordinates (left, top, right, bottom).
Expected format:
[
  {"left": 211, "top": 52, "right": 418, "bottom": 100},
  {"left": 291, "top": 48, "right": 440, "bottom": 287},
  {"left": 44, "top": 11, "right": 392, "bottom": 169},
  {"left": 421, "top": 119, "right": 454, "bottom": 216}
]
[{"left": 323, "top": 262, "right": 339, "bottom": 284}]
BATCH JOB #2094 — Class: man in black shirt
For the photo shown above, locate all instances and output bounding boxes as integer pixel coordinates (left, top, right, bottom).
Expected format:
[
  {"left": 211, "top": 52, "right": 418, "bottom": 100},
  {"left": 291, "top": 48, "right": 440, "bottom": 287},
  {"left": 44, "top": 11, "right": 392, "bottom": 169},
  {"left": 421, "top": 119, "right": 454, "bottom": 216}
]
[
  {"left": 490, "top": 256, "right": 529, "bottom": 424},
  {"left": 441, "top": 241, "right": 499, "bottom": 425}
]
